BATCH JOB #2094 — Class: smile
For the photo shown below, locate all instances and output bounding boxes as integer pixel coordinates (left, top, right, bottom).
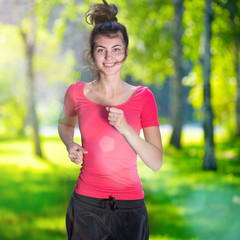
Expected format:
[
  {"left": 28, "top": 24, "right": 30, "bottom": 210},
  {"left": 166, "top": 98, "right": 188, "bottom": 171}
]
[{"left": 104, "top": 63, "right": 115, "bottom": 67}]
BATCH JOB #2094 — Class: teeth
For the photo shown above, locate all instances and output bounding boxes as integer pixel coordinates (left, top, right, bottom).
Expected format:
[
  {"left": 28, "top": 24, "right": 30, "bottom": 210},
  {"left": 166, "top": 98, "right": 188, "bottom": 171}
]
[{"left": 104, "top": 63, "right": 115, "bottom": 67}]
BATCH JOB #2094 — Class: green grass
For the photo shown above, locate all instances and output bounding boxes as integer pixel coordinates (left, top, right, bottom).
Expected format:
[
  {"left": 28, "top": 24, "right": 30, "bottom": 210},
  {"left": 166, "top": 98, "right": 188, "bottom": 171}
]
[{"left": 0, "top": 135, "right": 240, "bottom": 240}]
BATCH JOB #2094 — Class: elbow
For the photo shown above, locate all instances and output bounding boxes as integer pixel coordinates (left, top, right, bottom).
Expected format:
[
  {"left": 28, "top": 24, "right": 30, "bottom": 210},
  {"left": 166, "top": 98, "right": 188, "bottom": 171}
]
[
  {"left": 152, "top": 160, "right": 163, "bottom": 172},
  {"left": 152, "top": 152, "right": 163, "bottom": 172}
]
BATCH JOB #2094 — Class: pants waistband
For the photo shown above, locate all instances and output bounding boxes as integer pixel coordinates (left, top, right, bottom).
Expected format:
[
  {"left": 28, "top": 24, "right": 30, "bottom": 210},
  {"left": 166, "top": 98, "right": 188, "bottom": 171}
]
[{"left": 73, "top": 191, "right": 145, "bottom": 210}]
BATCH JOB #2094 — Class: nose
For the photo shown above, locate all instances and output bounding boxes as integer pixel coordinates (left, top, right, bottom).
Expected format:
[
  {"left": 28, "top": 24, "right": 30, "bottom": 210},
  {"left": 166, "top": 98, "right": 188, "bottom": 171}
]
[{"left": 105, "top": 50, "right": 112, "bottom": 60}]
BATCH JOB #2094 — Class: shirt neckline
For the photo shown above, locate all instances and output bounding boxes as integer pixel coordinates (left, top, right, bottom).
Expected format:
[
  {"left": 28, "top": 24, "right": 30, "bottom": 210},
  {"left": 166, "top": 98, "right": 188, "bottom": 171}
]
[{"left": 81, "top": 82, "right": 141, "bottom": 107}]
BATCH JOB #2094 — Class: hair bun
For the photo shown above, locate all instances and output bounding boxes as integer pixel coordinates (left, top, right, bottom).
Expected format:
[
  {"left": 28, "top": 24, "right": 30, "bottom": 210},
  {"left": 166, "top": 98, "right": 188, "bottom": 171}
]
[{"left": 86, "top": 0, "right": 118, "bottom": 25}]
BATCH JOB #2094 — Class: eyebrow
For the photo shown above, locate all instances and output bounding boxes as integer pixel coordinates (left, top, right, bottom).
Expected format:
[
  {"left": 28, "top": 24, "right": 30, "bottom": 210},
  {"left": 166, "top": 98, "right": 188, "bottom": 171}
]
[{"left": 95, "top": 44, "right": 122, "bottom": 49}]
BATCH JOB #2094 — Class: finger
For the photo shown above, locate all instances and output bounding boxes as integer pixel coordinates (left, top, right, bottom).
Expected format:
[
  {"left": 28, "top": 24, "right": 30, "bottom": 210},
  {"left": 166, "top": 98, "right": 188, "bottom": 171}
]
[
  {"left": 76, "top": 147, "right": 88, "bottom": 154},
  {"left": 108, "top": 118, "right": 115, "bottom": 124},
  {"left": 108, "top": 115, "right": 119, "bottom": 122},
  {"left": 108, "top": 115, "right": 116, "bottom": 121},
  {"left": 74, "top": 149, "right": 88, "bottom": 158},
  {"left": 72, "top": 158, "right": 82, "bottom": 164},
  {"left": 108, "top": 107, "right": 122, "bottom": 114},
  {"left": 108, "top": 121, "right": 115, "bottom": 126},
  {"left": 69, "top": 150, "right": 80, "bottom": 158},
  {"left": 109, "top": 112, "right": 119, "bottom": 117},
  {"left": 71, "top": 156, "right": 80, "bottom": 161},
  {"left": 69, "top": 150, "right": 83, "bottom": 157},
  {"left": 81, "top": 148, "right": 88, "bottom": 154},
  {"left": 74, "top": 145, "right": 83, "bottom": 151},
  {"left": 70, "top": 155, "right": 82, "bottom": 163},
  {"left": 70, "top": 147, "right": 88, "bottom": 155},
  {"left": 69, "top": 153, "right": 80, "bottom": 160}
]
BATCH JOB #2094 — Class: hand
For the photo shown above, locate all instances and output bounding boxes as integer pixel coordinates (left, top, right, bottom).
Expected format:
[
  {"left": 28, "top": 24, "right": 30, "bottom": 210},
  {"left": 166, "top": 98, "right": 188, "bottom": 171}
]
[
  {"left": 106, "top": 107, "right": 129, "bottom": 135},
  {"left": 66, "top": 142, "right": 88, "bottom": 164}
]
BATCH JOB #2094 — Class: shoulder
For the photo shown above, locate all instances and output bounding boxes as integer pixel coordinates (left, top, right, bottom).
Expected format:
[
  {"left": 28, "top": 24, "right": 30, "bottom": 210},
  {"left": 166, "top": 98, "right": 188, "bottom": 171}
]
[
  {"left": 70, "top": 81, "right": 85, "bottom": 90},
  {"left": 66, "top": 81, "right": 86, "bottom": 97},
  {"left": 83, "top": 81, "right": 94, "bottom": 96},
  {"left": 134, "top": 86, "right": 157, "bottom": 112},
  {"left": 135, "top": 86, "right": 154, "bottom": 98}
]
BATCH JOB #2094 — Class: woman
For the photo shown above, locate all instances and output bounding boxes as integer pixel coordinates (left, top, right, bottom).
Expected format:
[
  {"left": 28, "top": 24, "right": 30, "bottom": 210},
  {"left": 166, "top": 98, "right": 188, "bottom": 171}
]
[{"left": 58, "top": 1, "right": 163, "bottom": 239}]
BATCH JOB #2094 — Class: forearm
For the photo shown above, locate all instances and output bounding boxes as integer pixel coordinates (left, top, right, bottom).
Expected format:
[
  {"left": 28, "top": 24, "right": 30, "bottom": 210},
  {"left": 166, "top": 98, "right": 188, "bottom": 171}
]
[
  {"left": 58, "top": 121, "right": 75, "bottom": 150},
  {"left": 122, "top": 126, "right": 163, "bottom": 172},
  {"left": 58, "top": 111, "right": 87, "bottom": 164}
]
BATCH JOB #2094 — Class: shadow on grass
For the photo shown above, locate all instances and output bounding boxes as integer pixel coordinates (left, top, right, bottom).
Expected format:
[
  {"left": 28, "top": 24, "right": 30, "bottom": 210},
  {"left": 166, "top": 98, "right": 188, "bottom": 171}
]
[
  {"left": 145, "top": 193, "right": 194, "bottom": 240},
  {"left": 0, "top": 163, "right": 78, "bottom": 240}
]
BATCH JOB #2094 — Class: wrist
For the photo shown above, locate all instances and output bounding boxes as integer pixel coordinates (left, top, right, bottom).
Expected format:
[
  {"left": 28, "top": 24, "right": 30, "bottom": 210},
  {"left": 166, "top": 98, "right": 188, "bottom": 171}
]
[
  {"left": 65, "top": 140, "right": 74, "bottom": 151},
  {"left": 121, "top": 124, "right": 133, "bottom": 137}
]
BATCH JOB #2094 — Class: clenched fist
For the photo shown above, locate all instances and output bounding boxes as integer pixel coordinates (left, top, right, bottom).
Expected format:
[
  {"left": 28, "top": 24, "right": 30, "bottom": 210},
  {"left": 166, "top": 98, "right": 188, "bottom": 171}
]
[{"left": 66, "top": 142, "right": 88, "bottom": 164}]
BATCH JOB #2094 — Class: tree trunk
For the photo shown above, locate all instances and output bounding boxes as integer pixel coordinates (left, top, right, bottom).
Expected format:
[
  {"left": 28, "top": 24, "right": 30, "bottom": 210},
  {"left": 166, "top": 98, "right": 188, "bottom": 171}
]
[
  {"left": 234, "top": 38, "right": 240, "bottom": 136},
  {"left": 229, "top": 2, "right": 240, "bottom": 136},
  {"left": 20, "top": 0, "right": 43, "bottom": 157},
  {"left": 170, "top": 0, "right": 184, "bottom": 149},
  {"left": 200, "top": 0, "right": 216, "bottom": 170}
]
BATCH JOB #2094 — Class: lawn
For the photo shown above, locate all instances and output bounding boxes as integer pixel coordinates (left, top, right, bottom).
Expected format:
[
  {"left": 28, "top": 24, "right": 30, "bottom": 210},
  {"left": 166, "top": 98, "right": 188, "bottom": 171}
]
[{"left": 0, "top": 132, "right": 240, "bottom": 240}]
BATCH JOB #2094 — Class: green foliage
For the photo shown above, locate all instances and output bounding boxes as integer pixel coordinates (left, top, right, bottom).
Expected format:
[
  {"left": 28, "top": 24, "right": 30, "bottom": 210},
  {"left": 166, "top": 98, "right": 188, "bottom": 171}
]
[
  {"left": 34, "top": 26, "right": 76, "bottom": 84},
  {"left": 0, "top": 24, "right": 27, "bottom": 136},
  {"left": 182, "top": 0, "right": 205, "bottom": 63},
  {"left": 35, "top": 0, "right": 77, "bottom": 29},
  {"left": 0, "top": 0, "right": 239, "bottom": 139},
  {"left": 118, "top": 0, "right": 174, "bottom": 85},
  {"left": 0, "top": 1, "right": 78, "bottom": 134},
  {"left": 210, "top": 2, "right": 237, "bottom": 131},
  {"left": 181, "top": 0, "right": 239, "bottom": 136}
]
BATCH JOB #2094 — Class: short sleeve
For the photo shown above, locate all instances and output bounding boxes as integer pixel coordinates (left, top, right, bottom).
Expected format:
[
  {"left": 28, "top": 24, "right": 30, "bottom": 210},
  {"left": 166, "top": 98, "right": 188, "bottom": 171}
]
[
  {"left": 63, "top": 84, "right": 77, "bottom": 117},
  {"left": 141, "top": 88, "right": 159, "bottom": 128}
]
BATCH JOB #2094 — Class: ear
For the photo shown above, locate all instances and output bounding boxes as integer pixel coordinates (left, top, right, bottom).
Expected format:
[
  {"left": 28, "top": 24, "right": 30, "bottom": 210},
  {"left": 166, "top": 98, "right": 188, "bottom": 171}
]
[
  {"left": 90, "top": 50, "right": 95, "bottom": 62},
  {"left": 126, "top": 48, "right": 129, "bottom": 57},
  {"left": 124, "top": 48, "right": 129, "bottom": 61}
]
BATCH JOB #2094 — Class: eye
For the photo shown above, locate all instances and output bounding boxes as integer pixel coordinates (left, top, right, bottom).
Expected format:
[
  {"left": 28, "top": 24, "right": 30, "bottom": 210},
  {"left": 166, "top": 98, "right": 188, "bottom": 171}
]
[
  {"left": 97, "top": 48, "right": 104, "bottom": 53},
  {"left": 113, "top": 48, "right": 120, "bottom": 52}
]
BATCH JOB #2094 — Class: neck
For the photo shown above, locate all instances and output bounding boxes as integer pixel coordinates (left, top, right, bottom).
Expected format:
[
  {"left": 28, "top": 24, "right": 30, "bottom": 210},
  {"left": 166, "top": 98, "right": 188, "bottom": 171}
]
[{"left": 95, "top": 74, "right": 124, "bottom": 97}]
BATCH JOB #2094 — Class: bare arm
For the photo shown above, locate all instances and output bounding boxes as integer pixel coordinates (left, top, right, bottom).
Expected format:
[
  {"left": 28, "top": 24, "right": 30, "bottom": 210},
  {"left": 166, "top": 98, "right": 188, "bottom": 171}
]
[
  {"left": 122, "top": 125, "right": 162, "bottom": 172},
  {"left": 58, "top": 110, "right": 87, "bottom": 164},
  {"left": 107, "top": 107, "right": 163, "bottom": 172}
]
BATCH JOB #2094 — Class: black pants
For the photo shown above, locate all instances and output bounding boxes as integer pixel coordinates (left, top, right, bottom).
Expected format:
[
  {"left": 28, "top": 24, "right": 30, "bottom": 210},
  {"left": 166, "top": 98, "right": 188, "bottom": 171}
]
[{"left": 66, "top": 192, "right": 149, "bottom": 240}]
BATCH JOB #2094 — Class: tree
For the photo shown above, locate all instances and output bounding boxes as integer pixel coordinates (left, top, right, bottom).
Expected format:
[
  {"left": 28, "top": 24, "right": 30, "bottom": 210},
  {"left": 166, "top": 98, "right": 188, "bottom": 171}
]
[
  {"left": 212, "top": 0, "right": 240, "bottom": 137},
  {"left": 0, "top": 24, "right": 27, "bottom": 137},
  {"left": 228, "top": 0, "right": 240, "bottom": 136},
  {"left": 200, "top": 0, "right": 216, "bottom": 170},
  {"left": 0, "top": 0, "right": 78, "bottom": 154},
  {"left": 19, "top": 0, "right": 42, "bottom": 157},
  {"left": 170, "top": 0, "right": 185, "bottom": 149},
  {"left": 185, "top": 0, "right": 238, "bottom": 140},
  {"left": 115, "top": 0, "right": 174, "bottom": 85}
]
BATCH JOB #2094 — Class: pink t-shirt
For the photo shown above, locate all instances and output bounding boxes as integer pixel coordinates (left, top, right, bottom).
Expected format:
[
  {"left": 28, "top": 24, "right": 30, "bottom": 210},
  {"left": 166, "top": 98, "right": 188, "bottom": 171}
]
[{"left": 64, "top": 81, "right": 159, "bottom": 200}]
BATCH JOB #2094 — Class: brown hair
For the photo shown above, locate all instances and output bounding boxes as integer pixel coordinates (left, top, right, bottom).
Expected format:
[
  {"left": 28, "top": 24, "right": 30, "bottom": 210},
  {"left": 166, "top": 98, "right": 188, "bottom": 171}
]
[{"left": 83, "top": 0, "right": 129, "bottom": 79}]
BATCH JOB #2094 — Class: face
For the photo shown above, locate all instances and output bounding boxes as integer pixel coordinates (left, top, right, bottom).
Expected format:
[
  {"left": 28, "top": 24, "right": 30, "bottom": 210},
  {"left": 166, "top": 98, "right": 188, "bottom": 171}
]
[{"left": 93, "top": 34, "right": 128, "bottom": 76}]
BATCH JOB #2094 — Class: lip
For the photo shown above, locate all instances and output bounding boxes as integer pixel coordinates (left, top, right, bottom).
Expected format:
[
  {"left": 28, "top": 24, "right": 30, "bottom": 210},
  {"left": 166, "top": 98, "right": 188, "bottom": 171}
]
[{"left": 103, "top": 62, "right": 116, "bottom": 67}]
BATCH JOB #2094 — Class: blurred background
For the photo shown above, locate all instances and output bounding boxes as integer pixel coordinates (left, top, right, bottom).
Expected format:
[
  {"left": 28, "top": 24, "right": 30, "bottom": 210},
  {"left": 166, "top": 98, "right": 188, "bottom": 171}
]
[{"left": 0, "top": 0, "right": 239, "bottom": 239}]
